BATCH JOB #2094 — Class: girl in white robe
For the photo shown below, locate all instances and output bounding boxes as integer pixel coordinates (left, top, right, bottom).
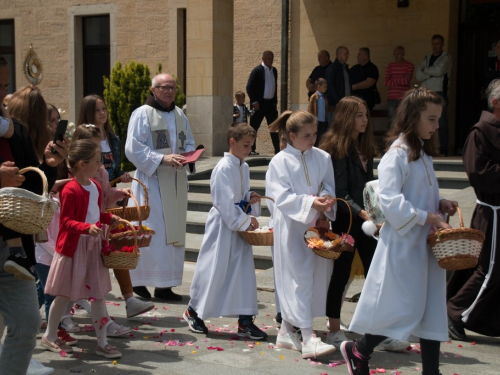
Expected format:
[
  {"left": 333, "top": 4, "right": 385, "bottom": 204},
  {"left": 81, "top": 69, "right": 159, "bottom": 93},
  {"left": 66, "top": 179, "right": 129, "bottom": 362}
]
[
  {"left": 185, "top": 123, "right": 268, "bottom": 340},
  {"left": 340, "top": 88, "right": 458, "bottom": 375},
  {"left": 266, "top": 110, "right": 337, "bottom": 359}
]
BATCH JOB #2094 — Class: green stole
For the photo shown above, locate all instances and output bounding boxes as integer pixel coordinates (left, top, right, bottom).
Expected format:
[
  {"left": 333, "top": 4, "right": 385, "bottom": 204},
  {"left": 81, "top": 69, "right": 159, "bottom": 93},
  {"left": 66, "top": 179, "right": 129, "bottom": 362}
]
[{"left": 144, "top": 105, "right": 187, "bottom": 247}]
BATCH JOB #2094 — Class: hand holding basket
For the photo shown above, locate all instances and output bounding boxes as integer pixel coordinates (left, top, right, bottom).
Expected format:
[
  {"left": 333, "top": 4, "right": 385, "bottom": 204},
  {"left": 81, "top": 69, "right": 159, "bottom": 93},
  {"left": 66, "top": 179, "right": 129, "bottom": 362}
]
[
  {"left": 238, "top": 196, "right": 274, "bottom": 246},
  {"left": 107, "top": 177, "right": 150, "bottom": 221}
]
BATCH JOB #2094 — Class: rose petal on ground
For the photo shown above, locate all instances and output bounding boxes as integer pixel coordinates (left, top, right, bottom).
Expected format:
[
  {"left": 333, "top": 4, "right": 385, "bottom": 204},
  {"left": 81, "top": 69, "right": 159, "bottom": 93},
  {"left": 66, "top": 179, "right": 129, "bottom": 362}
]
[
  {"left": 112, "top": 360, "right": 117, "bottom": 365},
  {"left": 471, "top": 341, "right": 476, "bottom": 345},
  {"left": 88, "top": 297, "right": 96, "bottom": 302},
  {"left": 59, "top": 350, "right": 67, "bottom": 357},
  {"left": 376, "top": 369, "right": 386, "bottom": 373}
]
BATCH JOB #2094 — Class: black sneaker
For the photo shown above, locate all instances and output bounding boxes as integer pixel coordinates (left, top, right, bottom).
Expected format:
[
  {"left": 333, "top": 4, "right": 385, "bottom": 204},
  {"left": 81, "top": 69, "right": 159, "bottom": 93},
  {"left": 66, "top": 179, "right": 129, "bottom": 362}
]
[
  {"left": 448, "top": 317, "right": 466, "bottom": 341},
  {"left": 183, "top": 309, "right": 208, "bottom": 334},
  {"left": 4, "top": 253, "right": 35, "bottom": 281},
  {"left": 237, "top": 319, "right": 268, "bottom": 340},
  {"left": 340, "top": 340, "right": 370, "bottom": 375},
  {"left": 275, "top": 312, "right": 282, "bottom": 327}
]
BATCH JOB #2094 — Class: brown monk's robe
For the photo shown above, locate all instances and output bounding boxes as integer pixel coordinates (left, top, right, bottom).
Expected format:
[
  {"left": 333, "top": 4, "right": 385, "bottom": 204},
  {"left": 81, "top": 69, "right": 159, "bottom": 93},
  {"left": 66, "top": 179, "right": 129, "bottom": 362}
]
[{"left": 447, "top": 111, "right": 500, "bottom": 336}]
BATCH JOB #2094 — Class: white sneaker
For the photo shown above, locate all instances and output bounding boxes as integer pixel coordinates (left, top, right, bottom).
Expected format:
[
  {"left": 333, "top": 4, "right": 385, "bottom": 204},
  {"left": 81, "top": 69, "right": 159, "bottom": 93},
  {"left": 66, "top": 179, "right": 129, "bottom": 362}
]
[
  {"left": 276, "top": 331, "right": 302, "bottom": 351},
  {"left": 325, "top": 330, "right": 348, "bottom": 349},
  {"left": 375, "top": 338, "right": 411, "bottom": 352},
  {"left": 326, "top": 319, "right": 351, "bottom": 332},
  {"left": 301, "top": 334, "right": 336, "bottom": 359},
  {"left": 126, "top": 297, "right": 155, "bottom": 318},
  {"left": 27, "top": 358, "right": 55, "bottom": 375},
  {"left": 73, "top": 299, "right": 91, "bottom": 315}
]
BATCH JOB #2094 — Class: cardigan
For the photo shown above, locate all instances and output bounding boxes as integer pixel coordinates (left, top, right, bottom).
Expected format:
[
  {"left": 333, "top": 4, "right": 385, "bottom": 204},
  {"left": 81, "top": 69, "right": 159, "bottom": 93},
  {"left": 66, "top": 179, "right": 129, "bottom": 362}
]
[{"left": 55, "top": 178, "right": 113, "bottom": 257}]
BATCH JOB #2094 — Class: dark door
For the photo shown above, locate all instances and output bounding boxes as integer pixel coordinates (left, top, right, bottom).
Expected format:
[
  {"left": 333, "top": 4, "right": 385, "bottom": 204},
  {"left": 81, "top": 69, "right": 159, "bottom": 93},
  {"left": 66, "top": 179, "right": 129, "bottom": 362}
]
[{"left": 455, "top": 0, "right": 500, "bottom": 154}]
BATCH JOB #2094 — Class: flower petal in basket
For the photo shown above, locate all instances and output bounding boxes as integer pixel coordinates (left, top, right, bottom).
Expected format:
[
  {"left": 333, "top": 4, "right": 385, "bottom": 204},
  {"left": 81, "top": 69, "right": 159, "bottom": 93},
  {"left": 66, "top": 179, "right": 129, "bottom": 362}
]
[
  {"left": 304, "top": 227, "right": 354, "bottom": 260},
  {"left": 102, "top": 219, "right": 140, "bottom": 270}
]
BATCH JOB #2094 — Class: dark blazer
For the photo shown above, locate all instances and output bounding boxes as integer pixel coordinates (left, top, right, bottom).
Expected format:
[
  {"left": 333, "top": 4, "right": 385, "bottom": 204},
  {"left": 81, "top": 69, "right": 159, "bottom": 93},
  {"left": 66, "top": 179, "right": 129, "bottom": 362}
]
[
  {"left": 0, "top": 119, "right": 57, "bottom": 265},
  {"left": 246, "top": 64, "right": 278, "bottom": 106},
  {"left": 332, "top": 144, "right": 374, "bottom": 216},
  {"left": 325, "top": 58, "right": 349, "bottom": 108}
]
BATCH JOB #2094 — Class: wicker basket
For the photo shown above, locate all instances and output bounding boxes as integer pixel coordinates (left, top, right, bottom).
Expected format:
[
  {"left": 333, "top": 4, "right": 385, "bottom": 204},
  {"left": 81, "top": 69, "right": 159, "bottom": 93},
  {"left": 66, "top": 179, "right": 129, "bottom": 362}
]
[
  {"left": 107, "top": 177, "right": 150, "bottom": 221},
  {"left": 102, "top": 219, "right": 140, "bottom": 270},
  {"left": 305, "top": 198, "right": 355, "bottom": 259},
  {"left": 238, "top": 196, "right": 275, "bottom": 246},
  {"left": 427, "top": 206, "right": 484, "bottom": 270},
  {"left": 0, "top": 167, "right": 58, "bottom": 234},
  {"left": 108, "top": 200, "right": 155, "bottom": 249}
]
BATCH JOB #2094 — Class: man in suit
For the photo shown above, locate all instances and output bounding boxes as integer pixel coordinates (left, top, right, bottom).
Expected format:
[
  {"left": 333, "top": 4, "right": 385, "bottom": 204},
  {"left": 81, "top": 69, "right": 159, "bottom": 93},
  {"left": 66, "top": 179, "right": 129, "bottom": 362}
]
[{"left": 246, "top": 50, "right": 280, "bottom": 155}]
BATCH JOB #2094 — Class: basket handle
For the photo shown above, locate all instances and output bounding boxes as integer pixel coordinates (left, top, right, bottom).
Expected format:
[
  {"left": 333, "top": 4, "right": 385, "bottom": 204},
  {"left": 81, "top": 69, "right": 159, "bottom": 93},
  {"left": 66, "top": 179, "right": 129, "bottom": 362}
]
[
  {"left": 321, "top": 198, "right": 353, "bottom": 236},
  {"left": 18, "top": 167, "right": 48, "bottom": 196},
  {"left": 243, "top": 196, "right": 275, "bottom": 213},
  {"left": 105, "top": 219, "right": 139, "bottom": 255},
  {"left": 446, "top": 205, "right": 463, "bottom": 228},
  {"left": 110, "top": 177, "right": 149, "bottom": 208}
]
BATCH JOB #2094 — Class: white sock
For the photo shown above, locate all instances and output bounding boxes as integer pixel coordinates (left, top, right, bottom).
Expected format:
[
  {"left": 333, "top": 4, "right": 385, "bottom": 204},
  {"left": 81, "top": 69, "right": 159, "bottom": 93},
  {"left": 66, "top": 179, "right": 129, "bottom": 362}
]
[
  {"left": 61, "top": 300, "right": 75, "bottom": 327},
  {"left": 44, "top": 296, "right": 70, "bottom": 342},
  {"left": 90, "top": 299, "right": 108, "bottom": 348},
  {"left": 301, "top": 327, "right": 314, "bottom": 344},
  {"left": 279, "top": 319, "right": 293, "bottom": 336}
]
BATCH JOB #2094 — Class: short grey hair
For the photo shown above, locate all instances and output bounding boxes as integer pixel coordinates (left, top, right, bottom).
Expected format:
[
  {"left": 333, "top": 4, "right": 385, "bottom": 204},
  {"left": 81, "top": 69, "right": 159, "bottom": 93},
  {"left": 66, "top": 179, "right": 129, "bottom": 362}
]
[
  {"left": 152, "top": 76, "right": 157, "bottom": 87},
  {"left": 486, "top": 79, "right": 500, "bottom": 111}
]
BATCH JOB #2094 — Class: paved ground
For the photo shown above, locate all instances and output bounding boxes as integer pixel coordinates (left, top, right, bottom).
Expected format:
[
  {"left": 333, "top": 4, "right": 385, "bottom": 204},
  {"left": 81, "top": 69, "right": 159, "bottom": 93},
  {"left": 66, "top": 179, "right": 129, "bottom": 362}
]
[
  {"left": 29, "top": 156, "right": 499, "bottom": 374},
  {"left": 32, "top": 263, "right": 499, "bottom": 375}
]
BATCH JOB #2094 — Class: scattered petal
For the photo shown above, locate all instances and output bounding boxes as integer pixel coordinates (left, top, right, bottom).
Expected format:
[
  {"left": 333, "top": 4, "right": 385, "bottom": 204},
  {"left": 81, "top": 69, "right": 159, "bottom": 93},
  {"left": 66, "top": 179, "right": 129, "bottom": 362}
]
[
  {"left": 458, "top": 344, "right": 463, "bottom": 348},
  {"left": 59, "top": 350, "right": 67, "bottom": 357},
  {"left": 376, "top": 369, "right": 386, "bottom": 373},
  {"left": 85, "top": 285, "right": 91, "bottom": 290},
  {"left": 471, "top": 341, "right": 476, "bottom": 346},
  {"left": 191, "top": 351, "right": 197, "bottom": 354},
  {"left": 280, "top": 355, "right": 284, "bottom": 359},
  {"left": 112, "top": 360, "right": 117, "bottom": 365},
  {"left": 100, "top": 317, "right": 108, "bottom": 326},
  {"left": 88, "top": 297, "right": 96, "bottom": 302}
]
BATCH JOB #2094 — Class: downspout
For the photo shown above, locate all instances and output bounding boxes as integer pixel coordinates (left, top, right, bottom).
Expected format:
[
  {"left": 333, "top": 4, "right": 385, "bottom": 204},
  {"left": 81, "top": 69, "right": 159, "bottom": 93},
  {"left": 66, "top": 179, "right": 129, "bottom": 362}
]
[{"left": 280, "top": 0, "right": 289, "bottom": 113}]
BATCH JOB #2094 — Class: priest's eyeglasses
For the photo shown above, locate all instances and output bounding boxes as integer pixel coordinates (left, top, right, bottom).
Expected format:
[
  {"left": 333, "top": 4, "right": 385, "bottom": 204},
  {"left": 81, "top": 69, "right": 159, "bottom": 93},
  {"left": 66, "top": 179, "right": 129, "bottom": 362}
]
[{"left": 155, "top": 85, "right": 176, "bottom": 92}]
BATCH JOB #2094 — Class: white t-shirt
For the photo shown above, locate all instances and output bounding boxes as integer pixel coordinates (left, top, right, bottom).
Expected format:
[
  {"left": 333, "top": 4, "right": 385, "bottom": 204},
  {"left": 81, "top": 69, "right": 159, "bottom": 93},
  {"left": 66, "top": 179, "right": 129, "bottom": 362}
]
[{"left": 82, "top": 181, "right": 100, "bottom": 224}]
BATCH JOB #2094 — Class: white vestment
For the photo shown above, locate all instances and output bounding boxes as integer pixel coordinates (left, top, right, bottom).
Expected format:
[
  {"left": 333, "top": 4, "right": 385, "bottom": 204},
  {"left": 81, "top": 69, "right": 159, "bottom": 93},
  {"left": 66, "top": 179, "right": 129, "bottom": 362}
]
[
  {"left": 266, "top": 145, "right": 336, "bottom": 328},
  {"left": 350, "top": 136, "right": 448, "bottom": 342},
  {"left": 189, "top": 153, "right": 261, "bottom": 319},
  {"left": 125, "top": 104, "right": 195, "bottom": 288}
]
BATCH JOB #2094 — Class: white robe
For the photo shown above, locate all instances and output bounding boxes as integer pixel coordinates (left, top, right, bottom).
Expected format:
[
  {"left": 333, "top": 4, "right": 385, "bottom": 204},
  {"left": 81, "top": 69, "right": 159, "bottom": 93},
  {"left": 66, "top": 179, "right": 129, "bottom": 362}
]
[
  {"left": 266, "top": 145, "right": 336, "bottom": 328},
  {"left": 349, "top": 136, "right": 448, "bottom": 342},
  {"left": 189, "top": 153, "right": 261, "bottom": 319},
  {"left": 125, "top": 104, "right": 195, "bottom": 288}
]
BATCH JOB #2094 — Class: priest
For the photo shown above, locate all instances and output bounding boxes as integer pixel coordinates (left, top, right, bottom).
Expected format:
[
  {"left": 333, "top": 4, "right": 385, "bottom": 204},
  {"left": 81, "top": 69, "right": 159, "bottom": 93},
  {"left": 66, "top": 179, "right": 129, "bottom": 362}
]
[{"left": 125, "top": 73, "right": 195, "bottom": 301}]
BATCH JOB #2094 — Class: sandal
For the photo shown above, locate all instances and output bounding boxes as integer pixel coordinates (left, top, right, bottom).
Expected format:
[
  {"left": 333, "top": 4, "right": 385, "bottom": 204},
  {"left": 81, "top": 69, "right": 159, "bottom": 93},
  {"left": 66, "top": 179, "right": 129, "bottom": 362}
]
[
  {"left": 60, "top": 315, "right": 80, "bottom": 333},
  {"left": 106, "top": 323, "right": 131, "bottom": 337},
  {"left": 40, "top": 336, "right": 73, "bottom": 353},
  {"left": 96, "top": 344, "right": 122, "bottom": 359}
]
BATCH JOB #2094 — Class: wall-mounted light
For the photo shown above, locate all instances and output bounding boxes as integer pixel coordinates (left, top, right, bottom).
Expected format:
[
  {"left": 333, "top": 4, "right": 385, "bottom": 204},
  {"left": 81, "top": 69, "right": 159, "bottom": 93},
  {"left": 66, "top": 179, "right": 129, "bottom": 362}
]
[{"left": 397, "top": 0, "right": 409, "bottom": 8}]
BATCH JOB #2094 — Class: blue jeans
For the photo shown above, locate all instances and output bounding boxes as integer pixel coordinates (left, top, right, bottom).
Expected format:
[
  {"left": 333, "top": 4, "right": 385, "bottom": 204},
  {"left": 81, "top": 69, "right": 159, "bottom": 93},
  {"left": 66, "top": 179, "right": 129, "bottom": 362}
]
[
  {"left": 34, "top": 263, "right": 55, "bottom": 321},
  {"left": 436, "top": 92, "right": 449, "bottom": 155},
  {"left": 387, "top": 99, "right": 400, "bottom": 129},
  {"left": 0, "top": 238, "right": 41, "bottom": 375}
]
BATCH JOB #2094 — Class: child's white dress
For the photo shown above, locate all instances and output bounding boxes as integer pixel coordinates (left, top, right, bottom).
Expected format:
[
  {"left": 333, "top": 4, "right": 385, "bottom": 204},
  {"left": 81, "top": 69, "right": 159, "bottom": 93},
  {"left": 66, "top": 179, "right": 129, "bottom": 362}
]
[
  {"left": 266, "top": 144, "right": 336, "bottom": 328},
  {"left": 349, "top": 136, "right": 448, "bottom": 342},
  {"left": 189, "top": 153, "right": 261, "bottom": 319}
]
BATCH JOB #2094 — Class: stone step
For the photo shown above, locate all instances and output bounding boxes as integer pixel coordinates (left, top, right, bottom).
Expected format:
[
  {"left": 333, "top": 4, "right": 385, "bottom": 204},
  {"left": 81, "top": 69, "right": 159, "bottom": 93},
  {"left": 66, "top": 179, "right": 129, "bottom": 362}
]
[
  {"left": 185, "top": 232, "right": 274, "bottom": 269},
  {"left": 372, "top": 170, "right": 469, "bottom": 190},
  {"left": 189, "top": 179, "right": 267, "bottom": 196},
  {"left": 188, "top": 192, "right": 271, "bottom": 216},
  {"left": 186, "top": 210, "right": 270, "bottom": 235}
]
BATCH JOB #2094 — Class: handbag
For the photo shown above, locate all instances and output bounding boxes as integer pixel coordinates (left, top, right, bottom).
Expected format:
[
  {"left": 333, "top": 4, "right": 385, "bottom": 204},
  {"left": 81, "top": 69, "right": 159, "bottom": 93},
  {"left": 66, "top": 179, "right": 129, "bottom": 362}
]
[{"left": 363, "top": 180, "right": 385, "bottom": 224}]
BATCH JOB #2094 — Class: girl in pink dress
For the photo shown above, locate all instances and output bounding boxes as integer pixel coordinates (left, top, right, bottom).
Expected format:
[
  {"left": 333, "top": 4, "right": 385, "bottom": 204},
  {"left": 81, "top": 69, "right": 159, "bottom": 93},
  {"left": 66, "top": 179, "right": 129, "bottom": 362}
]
[{"left": 42, "top": 139, "right": 122, "bottom": 359}]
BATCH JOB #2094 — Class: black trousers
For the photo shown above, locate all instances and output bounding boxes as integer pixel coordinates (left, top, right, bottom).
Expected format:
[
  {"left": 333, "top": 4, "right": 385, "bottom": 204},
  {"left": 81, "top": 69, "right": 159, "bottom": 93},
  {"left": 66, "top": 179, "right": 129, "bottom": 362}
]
[
  {"left": 357, "top": 334, "right": 441, "bottom": 375},
  {"left": 250, "top": 99, "right": 279, "bottom": 154},
  {"left": 326, "top": 213, "right": 377, "bottom": 318},
  {"left": 315, "top": 121, "right": 329, "bottom": 147}
]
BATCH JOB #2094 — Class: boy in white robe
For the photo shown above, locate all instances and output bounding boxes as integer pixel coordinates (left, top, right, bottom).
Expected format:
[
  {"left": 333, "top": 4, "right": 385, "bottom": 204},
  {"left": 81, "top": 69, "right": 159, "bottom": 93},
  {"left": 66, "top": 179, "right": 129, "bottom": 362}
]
[
  {"left": 184, "top": 123, "right": 268, "bottom": 340},
  {"left": 266, "top": 110, "right": 337, "bottom": 359}
]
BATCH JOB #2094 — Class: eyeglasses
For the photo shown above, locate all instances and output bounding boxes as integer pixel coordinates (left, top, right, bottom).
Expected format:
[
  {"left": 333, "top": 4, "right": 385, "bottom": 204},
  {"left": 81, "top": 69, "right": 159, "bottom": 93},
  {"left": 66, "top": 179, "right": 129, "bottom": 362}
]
[{"left": 155, "top": 85, "right": 176, "bottom": 92}]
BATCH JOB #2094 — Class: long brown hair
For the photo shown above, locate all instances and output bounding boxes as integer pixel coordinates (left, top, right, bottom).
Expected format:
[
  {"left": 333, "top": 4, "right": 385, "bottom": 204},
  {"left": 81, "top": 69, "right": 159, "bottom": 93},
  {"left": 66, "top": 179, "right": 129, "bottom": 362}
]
[
  {"left": 269, "top": 110, "right": 316, "bottom": 145},
  {"left": 77, "top": 95, "right": 115, "bottom": 138},
  {"left": 319, "top": 96, "right": 378, "bottom": 161},
  {"left": 8, "top": 86, "right": 51, "bottom": 161},
  {"left": 385, "top": 87, "right": 443, "bottom": 161}
]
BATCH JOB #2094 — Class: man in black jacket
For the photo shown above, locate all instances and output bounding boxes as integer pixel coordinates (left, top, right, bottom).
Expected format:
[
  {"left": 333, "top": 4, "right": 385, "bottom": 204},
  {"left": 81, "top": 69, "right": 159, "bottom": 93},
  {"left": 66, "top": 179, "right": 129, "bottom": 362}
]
[
  {"left": 246, "top": 51, "right": 280, "bottom": 155},
  {"left": 326, "top": 46, "right": 351, "bottom": 123},
  {"left": 0, "top": 56, "right": 68, "bottom": 375}
]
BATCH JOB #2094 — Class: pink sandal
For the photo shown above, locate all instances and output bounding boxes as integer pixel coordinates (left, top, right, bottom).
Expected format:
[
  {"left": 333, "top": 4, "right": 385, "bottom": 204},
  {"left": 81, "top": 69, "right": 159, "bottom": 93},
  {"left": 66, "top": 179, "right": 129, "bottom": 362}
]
[
  {"left": 40, "top": 336, "right": 73, "bottom": 353},
  {"left": 96, "top": 344, "right": 122, "bottom": 359}
]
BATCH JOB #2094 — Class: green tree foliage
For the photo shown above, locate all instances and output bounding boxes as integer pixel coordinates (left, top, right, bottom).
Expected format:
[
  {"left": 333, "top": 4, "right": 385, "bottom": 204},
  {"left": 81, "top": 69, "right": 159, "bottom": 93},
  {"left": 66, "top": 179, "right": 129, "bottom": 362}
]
[{"left": 103, "top": 61, "right": 151, "bottom": 171}]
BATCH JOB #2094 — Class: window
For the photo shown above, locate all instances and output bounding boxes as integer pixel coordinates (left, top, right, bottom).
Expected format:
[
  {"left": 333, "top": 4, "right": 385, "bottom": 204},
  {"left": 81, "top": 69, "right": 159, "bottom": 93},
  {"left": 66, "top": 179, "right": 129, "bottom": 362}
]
[
  {"left": 0, "top": 19, "right": 15, "bottom": 94},
  {"left": 82, "top": 15, "right": 110, "bottom": 98}
]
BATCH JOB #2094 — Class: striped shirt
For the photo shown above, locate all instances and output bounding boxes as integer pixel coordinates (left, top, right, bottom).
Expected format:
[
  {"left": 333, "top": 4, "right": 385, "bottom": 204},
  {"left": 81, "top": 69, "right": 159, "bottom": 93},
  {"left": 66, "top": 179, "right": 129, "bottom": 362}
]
[{"left": 384, "top": 61, "right": 414, "bottom": 100}]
